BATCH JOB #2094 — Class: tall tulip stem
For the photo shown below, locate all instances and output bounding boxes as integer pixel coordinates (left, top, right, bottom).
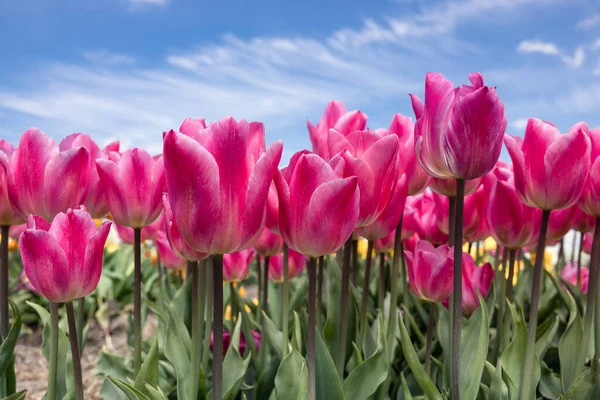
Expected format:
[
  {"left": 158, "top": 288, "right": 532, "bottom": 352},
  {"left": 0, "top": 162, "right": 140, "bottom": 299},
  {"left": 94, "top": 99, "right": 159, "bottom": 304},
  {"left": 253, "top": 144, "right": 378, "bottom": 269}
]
[
  {"left": 191, "top": 261, "right": 201, "bottom": 400},
  {"left": 263, "top": 256, "right": 270, "bottom": 316},
  {"left": 378, "top": 253, "right": 385, "bottom": 312},
  {"left": 451, "top": 179, "right": 465, "bottom": 400},
  {"left": 201, "top": 262, "right": 213, "bottom": 374},
  {"left": 424, "top": 303, "right": 436, "bottom": 376},
  {"left": 48, "top": 302, "right": 59, "bottom": 400},
  {"left": 66, "top": 302, "right": 84, "bottom": 400},
  {"left": 359, "top": 240, "right": 374, "bottom": 343},
  {"left": 307, "top": 257, "right": 317, "bottom": 400},
  {"left": 316, "top": 256, "right": 324, "bottom": 327},
  {"left": 386, "top": 218, "right": 403, "bottom": 355},
  {"left": 578, "top": 232, "right": 584, "bottom": 288},
  {"left": 256, "top": 255, "right": 262, "bottom": 317},
  {"left": 351, "top": 239, "right": 359, "bottom": 286},
  {"left": 577, "top": 219, "right": 600, "bottom": 378},
  {"left": 0, "top": 225, "right": 9, "bottom": 341},
  {"left": 496, "top": 248, "right": 516, "bottom": 359},
  {"left": 133, "top": 227, "right": 142, "bottom": 374},
  {"left": 212, "top": 254, "right": 224, "bottom": 400},
  {"left": 520, "top": 209, "right": 550, "bottom": 399},
  {"left": 448, "top": 197, "right": 456, "bottom": 247},
  {"left": 282, "top": 244, "right": 290, "bottom": 356},
  {"left": 76, "top": 297, "right": 85, "bottom": 354},
  {"left": 336, "top": 237, "right": 353, "bottom": 378}
]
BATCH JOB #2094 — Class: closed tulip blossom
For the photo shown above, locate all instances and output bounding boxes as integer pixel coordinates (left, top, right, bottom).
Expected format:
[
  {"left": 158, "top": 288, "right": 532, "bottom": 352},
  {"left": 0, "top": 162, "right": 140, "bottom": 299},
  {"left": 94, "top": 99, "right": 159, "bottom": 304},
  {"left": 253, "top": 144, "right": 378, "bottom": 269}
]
[
  {"left": 410, "top": 72, "right": 507, "bottom": 180},
  {"left": 0, "top": 140, "right": 24, "bottom": 226},
  {"left": 416, "top": 192, "right": 449, "bottom": 246},
  {"left": 162, "top": 194, "right": 207, "bottom": 262},
  {"left": 561, "top": 263, "right": 589, "bottom": 293},
  {"left": 96, "top": 149, "right": 165, "bottom": 228},
  {"left": 59, "top": 133, "right": 120, "bottom": 218},
  {"left": 19, "top": 208, "right": 111, "bottom": 303},
  {"left": 505, "top": 119, "right": 591, "bottom": 211},
  {"left": 328, "top": 129, "right": 400, "bottom": 227},
  {"left": 547, "top": 206, "right": 577, "bottom": 243},
  {"left": 0, "top": 128, "right": 90, "bottom": 221},
  {"left": 275, "top": 151, "right": 359, "bottom": 257},
  {"left": 210, "top": 330, "right": 261, "bottom": 356},
  {"left": 223, "top": 249, "right": 255, "bottom": 282},
  {"left": 307, "top": 101, "right": 368, "bottom": 161},
  {"left": 459, "top": 253, "right": 494, "bottom": 316},
  {"left": 268, "top": 248, "right": 307, "bottom": 282},
  {"left": 429, "top": 176, "right": 482, "bottom": 197},
  {"left": 573, "top": 206, "right": 595, "bottom": 234},
  {"left": 404, "top": 240, "right": 454, "bottom": 303},
  {"left": 462, "top": 184, "right": 491, "bottom": 243},
  {"left": 580, "top": 129, "right": 600, "bottom": 218},
  {"left": 163, "top": 118, "right": 283, "bottom": 254},
  {"left": 254, "top": 227, "right": 284, "bottom": 257},
  {"left": 583, "top": 233, "right": 593, "bottom": 254},
  {"left": 113, "top": 213, "right": 165, "bottom": 245},
  {"left": 156, "top": 232, "right": 186, "bottom": 270}
]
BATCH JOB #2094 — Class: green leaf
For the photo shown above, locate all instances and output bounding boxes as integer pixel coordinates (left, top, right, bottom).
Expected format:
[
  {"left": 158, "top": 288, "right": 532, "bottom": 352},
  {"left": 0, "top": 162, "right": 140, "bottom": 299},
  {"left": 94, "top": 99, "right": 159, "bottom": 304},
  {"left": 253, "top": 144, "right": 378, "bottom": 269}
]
[
  {"left": 0, "top": 301, "right": 21, "bottom": 377},
  {"left": 0, "top": 390, "right": 27, "bottom": 400},
  {"left": 559, "top": 290, "right": 584, "bottom": 392},
  {"left": 315, "top": 328, "right": 344, "bottom": 400},
  {"left": 108, "top": 376, "right": 151, "bottom": 400},
  {"left": 215, "top": 316, "right": 250, "bottom": 400},
  {"left": 275, "top": 350, "right": 307, "bottom": 400},
  {"left": 485, "top": 361, "right": 508, "bottom": 400},
  {"left": 535, "top": 316, "right": 559, "bottom": 359},
  {"left": 560, "top": 357, "right": 600, "bottom": 399},
  {"left": 143, "top": 383, "right": 169, "bottom": 400},
  {"left": 460, "top": 294, "right": 489, "bottom": 400},
  {"left": 400, "top": 373, "right": 414, "bottom": 400},
  {"left": 262, "top": 311, "right": 283, "bottom": 360},
  {"left": 500, "top": 302, "right": 540, "bottom": 400},
  {"left": 291, "top": 312, "right": 303, "bottom": 354},
  {"left": 134, "top": 337, "right": 159, "bottom": 393},
  {"left": 539, "top": 362, "right": 562, "bottom": 400},
  {"left": 398, "top": 314, "right": 442, "bottom": 400},
  {"left": 163, "top": 305, "right": 192, "bottom": 400}
]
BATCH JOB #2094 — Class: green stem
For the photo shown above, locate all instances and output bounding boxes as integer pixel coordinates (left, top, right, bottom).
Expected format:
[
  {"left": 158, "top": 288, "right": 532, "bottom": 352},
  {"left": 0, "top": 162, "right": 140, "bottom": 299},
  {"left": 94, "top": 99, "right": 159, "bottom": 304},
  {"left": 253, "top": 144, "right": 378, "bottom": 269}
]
[
  {"left": 282, "top": 244, "right": 290, "bottom": 356},
  {"left": 378, "top": 253, "right": 385, "bottom": 312},
  {"left": 229, "top": 282, "right": 237, "bottom": 322},
  {"left": 307, "top": 257, "right": 317, "bottom": 400},
  {"left": 202, "top": 261, "right": 213, "bottom": 374},
  {"left": 386, "top": 218, "right": 403, "bottom": 357},
  {"left": 496, "top": 248, "right": 516, "bottom": 360},
  {"left": 578, "top": 231, "right": 584, "bottom": 288},
  {"left": 520, "top": 209, "right": 550, "bottom": 399},
  {"left": 263, "top": 256, "right": 270, "bottom": 316},
  {"left": 212, "top": 255, "right": 224, "bottom": 399},
  {"left": 336, "top": 237, "right": 353, "bottom": 378},
  {"left": 316, "top": 256, "right": 324, "bottom": 327},
  {"left": 256, "top": 255, "right": 262, "bottom": 317},
  {"left": 401, "top": 242, "right": 409, "bottom": 309},
  {"left": 0, "top": 225, "right": 9, "bottom": 396},
  {"left": 577, "top": 219, "right": 600, "bottom": 378},
  {"left": 359, "top": 240, "right": 374, "bottom": 343},
  {"left": 133, "top": 228, "right": 142, "bottom": 374},
  {"left": 48, "top": 302, "right": 59, "bottom": 400},
  {"left": 191, "top": 261, "right": 200, "bottom": 400},
  {"left": 451, "top": 179, "right": 465, "bottom": 400},
  {"left": 425, "top": 303, "right": 435, "bottom": 376},
  {"left": 351, "top": 239, "right": 359, "bottom": 287},
  {"left": 66, "top": 302, "right": 84, "bottom": 400},
  {"left": 448, "top": 197, "right": 456, "bottom": 247},
  {"left": 76, "top": 297, "right": 85, "bottom": 354},
  {"left": 197, "top": 260, "right": 207, "bottom": 362}
]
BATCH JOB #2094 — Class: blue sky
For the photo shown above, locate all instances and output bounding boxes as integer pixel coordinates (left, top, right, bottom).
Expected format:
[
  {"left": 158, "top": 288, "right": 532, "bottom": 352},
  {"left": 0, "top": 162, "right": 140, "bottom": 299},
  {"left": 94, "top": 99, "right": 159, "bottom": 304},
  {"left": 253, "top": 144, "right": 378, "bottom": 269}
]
[{"left": 1, "top": 0, "right": 599, "bottom": 162}]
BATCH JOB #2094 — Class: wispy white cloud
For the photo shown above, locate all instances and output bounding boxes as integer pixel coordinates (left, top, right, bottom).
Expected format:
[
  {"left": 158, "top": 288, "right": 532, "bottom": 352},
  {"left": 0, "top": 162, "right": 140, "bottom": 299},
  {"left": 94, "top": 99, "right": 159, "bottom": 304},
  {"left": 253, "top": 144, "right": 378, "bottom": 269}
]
[
  {"left": 517, "top": 40, "right": 586, "bottom": 68},
  {"left": 577, "top": 14, "right": 600, "bottom": 29},
  {"left": 126, "top": 0, "right": 167, "bottom": 11},
  {"left": 561, "top": 46, "right": 586, "bottom": 68},
  {"left": 511, "top": 118, "right": 529, "bottom": 130},
  {"left": 83, "top": 50, "right": 135, "bottom": 66}
]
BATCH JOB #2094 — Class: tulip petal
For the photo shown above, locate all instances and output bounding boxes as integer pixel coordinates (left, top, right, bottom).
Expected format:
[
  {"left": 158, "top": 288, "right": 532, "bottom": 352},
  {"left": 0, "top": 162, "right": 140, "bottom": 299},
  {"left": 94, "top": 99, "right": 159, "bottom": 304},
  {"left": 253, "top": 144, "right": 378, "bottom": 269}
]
[
  {"left": 44, "top": 147, "right": 89, "bottom": 220},
  {"left": 81, "top": 221, "right": 111, "bottom": 297}
]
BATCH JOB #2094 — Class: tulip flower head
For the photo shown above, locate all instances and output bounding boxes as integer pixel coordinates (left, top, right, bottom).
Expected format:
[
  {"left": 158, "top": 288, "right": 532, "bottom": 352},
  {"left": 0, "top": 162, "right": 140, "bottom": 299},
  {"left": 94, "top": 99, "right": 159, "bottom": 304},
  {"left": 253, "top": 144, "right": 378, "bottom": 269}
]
[
  {"left": 505, "top": 119, "right": 591, "bottom": 210},
  {"left": 254, "top": 227, "right": 284, "bottom": 257},
  {"left": 275, "top": 151, "right": 360, "bottom": 257},
  {"left": 114, "top": 212, "right": 165, "bottom": 245},
  {"left": 156, "top": 232, "right": 187, "bottom": 270},
  {"left": 223, "top": 249, "right": 255, "bottom": 282},
  {"left": 163, "top": 117, "right": 283, "bottom": 254},
  {"left": 579, "top": 128, "right": 600, "bottom": 218},
  {"left": 561, "top": 263, "right": 588, "bottom": 294},
  {"left": 19, "top": 208, "right": 111, "bottom": 303},
  {"left": 162, "top": 194, "right": 208, "bottom": 262},
  {"left": 410, "top": 72, "right": 507, "bottom": 180},
  {"left": 210, "top": 329, "right": 261, "bottom": 356},
  {"left": 268, "top": 248, "right": 307, "bottom": 282},
  {"left": 404, "top": 240, "right": 454, "bottom": 303},
  {"left": 0, "top": 140, "right": 24, "bottom": 226}
]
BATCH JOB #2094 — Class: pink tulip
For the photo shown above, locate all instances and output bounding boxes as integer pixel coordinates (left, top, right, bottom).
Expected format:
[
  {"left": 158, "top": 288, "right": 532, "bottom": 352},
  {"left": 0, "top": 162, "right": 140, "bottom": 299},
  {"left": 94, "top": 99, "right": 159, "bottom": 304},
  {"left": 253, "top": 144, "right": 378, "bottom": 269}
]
[
  {"left": 307, "top": 101, "right": 368, "bottom": 161},
  {"left": 19, "top": 208, "right": 111, "bottom": 303},
  {"left": 380, "top": 114, "right": 430, "bottom": 195},
  {"left": 162, "top": 194, "right": 208, "bottom": 262},
  {"left": 374, "top": 231, "right": 395, "bottom": 253},
  {"left": 460, "top": 253, "right": 494, "bottom": 316},
  {"left": 505, "top": 119, "right": 591, "bottom": 210},
  {"left": 163, "top": 117, "right": 283, "bottom": 254},
  {"left": 96, "top": 148, "right": 165, "bottom": 228},
  {"left": 8, "top": 224, "right": 26, "bottom": 240},
  {"left": 114, "top": 212, "right": 165, "bottom": 244},
  {"left": 410, "top": 72, "right": 507, "bottom": 180},
  {"left": 254, "top": 227, "right": 284, "bottom": 257},
  {"left": 179, "top": 117, "right": 207, "bottom": 133},
  {"left": 328, "top": 129, "right": 400, "bottom": 227},
  {"left": 268, "top": 248, "right": 307, "bottom": 282},
  {"left": 210, "top": 330, "right": 261, "bottom": 356},
  {"left": 415, "top": 191, "right": 448, "bottom": 246},
  {"left": 487, "top": 178, "right": 540, "bottom": 249},
  {"left": 583, "top": 233, "right": 593, "bottom": 254},
  {"left": 223, "top": 249, "right": 255, "bottom": 282},
  {"left": 561, "top": 263, "right": 589, "bottom": 293},
  {"left": 372, "top": 206, "right": 418, "bottom": 253},
  {"left": 547, "top": 206, "right": 577, "bottom": 243},
  {"left": 60, "top": 133, "right": 120, "bottom": 218},
  {"left": 572, "top": 206, "right": 595, "bottom": 233},
  {"left": 429, "top": 176, "right": 482, "bottom": 197},
  {"left": 275, "top": 151, "right": 359, "bottom": 257},
  {"left": 0, "top": 140, "right": 24, "bottom": 226},
  {"left": 579, "top": 128, "right": 600, "bottom": 218},
  {"left": 403, "top": 233, "right": 420, "bottom": 254},
  {"left": 355, "top": 174, "right": 408, "bottom": 241},
  {"left": 156, "top": 232, "right": 187, "bottom": 270},
  {"left": 463, "top": 184, "right": 491, "bottom": 243},
  {"left": 404, "top": 240, "right": 454, "bottom": 303},
  {"left": 266, "top": 183, "right": 279, "bottom": 234},
  {"left": 0, "top": 129, "right": 90, "bottom": 221}
]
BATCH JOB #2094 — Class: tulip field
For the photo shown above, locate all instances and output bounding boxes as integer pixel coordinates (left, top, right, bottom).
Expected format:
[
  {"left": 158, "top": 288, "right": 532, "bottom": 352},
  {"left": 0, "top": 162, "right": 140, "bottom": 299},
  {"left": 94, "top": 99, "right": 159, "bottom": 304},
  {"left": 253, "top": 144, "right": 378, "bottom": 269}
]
[{"left": 0, "top": 71, "right": 599, "bottom": 400}]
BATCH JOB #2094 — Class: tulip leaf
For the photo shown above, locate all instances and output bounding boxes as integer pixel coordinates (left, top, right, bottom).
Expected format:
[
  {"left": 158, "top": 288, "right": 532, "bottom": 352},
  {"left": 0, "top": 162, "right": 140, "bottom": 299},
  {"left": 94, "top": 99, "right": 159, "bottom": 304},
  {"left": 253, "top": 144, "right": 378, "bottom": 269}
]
[
  {"left": 163, "top": 307, "right": 192, "bottom": 400},
  {"left": 142, "top": 383, "right": 169, "bottom": 400},
  {"left": 316, "top": 327, "right": 344, "bottom": 400},
  {"left": 275, "top": 349, "right": 308, "bottom": 400},
  {"left": 460, "top": 293, "right": 489, "bottom": 400},
  {"left": 559, "top": 289, "right": 584, "bottom": 392},
  {"left": 400, "top": 373, "right": 414, "bottom": 400},
  {"left": 291, "top": 311, "right": 303, "bottom": 354},
  {"left": 560, "top": 356, "right": 600, "bottom": 399},
  {"left": 398, "top": 314, "right": 442, "bottom": 400},
  {"left": 0, "top": 301, "right": 21, "bottom": 378},
  {"left": 485, "top": 361, "right": 509, "bottom": 400},
  {"left": 134, "top": 336, "right": 159, "bottom": 394},
  {"left": 500, "top": 302, "right": 540, "bottom": 400},
  {"left": 535, "top": 315, "right": 559, "bottom": 359},
  {"left": 262, "top": 311, "right": 283, "bottom": 360},
  {"left": 539, "top": 362, "right": 562, "bottom": 400},
  {"left": 108, "top": 376, "right": 152, "bottom": 400},
  {"left": 0, "top": 390, "right": 26, "bottom": 400}
]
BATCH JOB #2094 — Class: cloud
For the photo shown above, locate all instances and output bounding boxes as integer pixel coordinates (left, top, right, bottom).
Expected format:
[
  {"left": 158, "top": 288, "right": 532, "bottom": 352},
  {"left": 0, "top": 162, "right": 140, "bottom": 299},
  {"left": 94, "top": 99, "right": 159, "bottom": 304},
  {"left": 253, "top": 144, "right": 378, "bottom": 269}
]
[
  {"left": 511, "top": 118, "right": 529, "bottom": 130},
  {"left": 127, "top": 0, "right": 167, "bottom": 11},
  {"left": 577, "top": 14, "right": 600, "bottom": 29},
  {"left": 83, "top": 50, "right": 135, "bottom": 66},
  {"left": 517, "top": 40, "right": 560, "bottom": 55}
]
